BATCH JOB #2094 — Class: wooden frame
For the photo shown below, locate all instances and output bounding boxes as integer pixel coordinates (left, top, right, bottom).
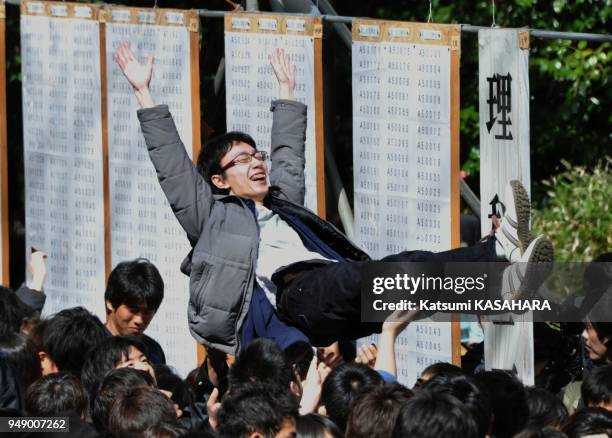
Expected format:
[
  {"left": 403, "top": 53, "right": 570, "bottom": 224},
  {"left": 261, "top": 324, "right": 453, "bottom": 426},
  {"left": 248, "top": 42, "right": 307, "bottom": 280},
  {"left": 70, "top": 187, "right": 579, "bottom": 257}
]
[
  {"left": 0, "top": 0, "right": 8, "bottom": 286},
  {"left": 353, "top": 18, "right": 462, "bottom": 367},
  {"left": 224, "top": 12, "right": 326, "bottom": 218}
]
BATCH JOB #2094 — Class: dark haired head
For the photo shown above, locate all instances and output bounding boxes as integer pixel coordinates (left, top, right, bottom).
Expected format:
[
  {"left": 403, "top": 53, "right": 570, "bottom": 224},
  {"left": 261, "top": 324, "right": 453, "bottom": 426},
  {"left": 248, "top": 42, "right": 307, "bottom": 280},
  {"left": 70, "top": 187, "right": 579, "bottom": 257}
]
[
  {"left": 141, "top": 422, "right": 188, "bottom": 438},
  {"left": 285, "top": 341, "right": 314, "bottom": 381},
  {"left": 320, "top": 362, "right": 384, "bottom": 432},
  {"left": 92, "top": 367, "right": 156, "bottom": 432},
  {"left": 217, "top": 382, "right": 298, "bottom": 438},
  {"left": 196, "top": 131, "right": 257, "bottom": 195},
  {"left": 415, "top": 361, "right": 465, "bottom": 388},
  {"left": 474, "top": 370, "right": 528, "bottom": 438},
  {"left": 0, "top": 287, "right": 37, "bottom": 335},
  {"left": 561, "top": 407, "right": 612, "bottom": 438},
  {"left": 229, "top": 338, "right": 293, "bottom": 392},
  {"left": 108, "top": 385, "right": 176, "bottom": 434},
  {"left": 81, "top": 336, "right": 150, "bottom": 398},
  {"left": 25, "top": 372, "right": 87, "bottom": 417},
  {"left": 581, "top": 365, "right": 612, "bottom": 409},
  {"left": 31, "top": 307, "right": 107, "bottom": 377},
  {"left": 346, "top": 382, "right": 413, "bottom": 438},
  {"left": 425, "top": 375, "right": 492, "bottom": 438},
  {"left": 0, "top": 332, "right": 42, "bottom": 391},
  {"left": 153, "top": 364, "right": 193, "bottom": 410},
  {"left": 392, "top": 390, "right": 478, "bottom": 438},
  {"left": 296, "top": 413, "right": 343, "bottom": 438},
  {"left": 524, "top": 387, "right": 568, "bottom": 429},
  {"left": 583, "top": 322, "right": 612, "bottom": 364},
  {"left": 513, "top": 426, "right": 568, "bottom": 438},
  {"left": 105, "top": 259, "right": 164, "bottom": 336}
]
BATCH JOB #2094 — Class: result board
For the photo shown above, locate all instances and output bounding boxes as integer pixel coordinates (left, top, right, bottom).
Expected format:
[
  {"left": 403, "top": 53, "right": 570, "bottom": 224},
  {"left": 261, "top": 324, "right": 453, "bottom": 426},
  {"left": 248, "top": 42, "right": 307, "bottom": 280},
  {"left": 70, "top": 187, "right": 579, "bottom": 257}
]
[
  {"left": 21, "top": 1, "right": 106, "bottom": 314},
  {"left": 352, "top": 19, "right": 461, "bottom": 386},
  {"left": 0, "top": 0, "right": 8, "bottom": 286},
  {"left": 104, "top": 6, "right": 200, "bottom": 376},
  {"left": 224, "top": 13, "right": 325, "bottom": 215}
]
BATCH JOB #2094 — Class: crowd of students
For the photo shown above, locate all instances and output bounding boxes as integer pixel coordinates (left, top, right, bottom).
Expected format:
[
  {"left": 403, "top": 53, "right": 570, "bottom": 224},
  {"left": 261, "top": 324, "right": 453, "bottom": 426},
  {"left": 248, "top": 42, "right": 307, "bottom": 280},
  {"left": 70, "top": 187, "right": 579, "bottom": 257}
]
[{"left": 0, "top": 253, "right": 611, "bottom": 437}]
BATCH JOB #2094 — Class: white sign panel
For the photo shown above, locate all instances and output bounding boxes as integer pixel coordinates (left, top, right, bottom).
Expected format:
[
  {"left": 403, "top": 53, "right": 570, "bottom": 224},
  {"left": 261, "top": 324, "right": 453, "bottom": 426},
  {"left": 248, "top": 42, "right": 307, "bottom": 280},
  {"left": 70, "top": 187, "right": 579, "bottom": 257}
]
[
  {"left": 105, "top": 9, "right": 196, "bottom": 376},
  {"left": 21, "top": 6, "right": 106, "bottom": 315},
  {"left": 479, "top": 28, "right": 533, "bottom": 385},
  {"left": 224, "top": 15, "right": 320, "bottom": 212},
  {"left": 353, "top": 21, "right": 459, "bottom": 387}
]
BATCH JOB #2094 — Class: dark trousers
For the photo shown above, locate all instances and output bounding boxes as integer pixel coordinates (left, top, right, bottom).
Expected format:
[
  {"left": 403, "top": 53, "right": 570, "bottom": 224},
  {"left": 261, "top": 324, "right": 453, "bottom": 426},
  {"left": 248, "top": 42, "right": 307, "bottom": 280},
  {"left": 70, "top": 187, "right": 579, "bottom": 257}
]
[{"left": 277, "top": 238, "right": 497, "bottom": 346}]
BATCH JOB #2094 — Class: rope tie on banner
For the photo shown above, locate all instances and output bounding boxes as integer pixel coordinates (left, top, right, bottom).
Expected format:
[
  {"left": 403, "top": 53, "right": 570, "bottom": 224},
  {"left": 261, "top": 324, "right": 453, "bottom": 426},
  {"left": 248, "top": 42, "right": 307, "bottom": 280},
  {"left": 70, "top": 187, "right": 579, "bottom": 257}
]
[
  {"left": 491, "top": 0, "right": 497, "bottom": 27},
  {"left": 427, "top": 0, "right": 433, "bottom": 23}
]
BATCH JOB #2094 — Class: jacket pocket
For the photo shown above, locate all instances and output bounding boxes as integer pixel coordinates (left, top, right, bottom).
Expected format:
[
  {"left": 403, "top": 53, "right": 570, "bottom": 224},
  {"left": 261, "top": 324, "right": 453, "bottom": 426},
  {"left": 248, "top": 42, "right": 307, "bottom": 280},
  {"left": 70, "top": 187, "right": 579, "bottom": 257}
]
[{"left": 190, "top": 261, "right": 212, "bottom": 315}]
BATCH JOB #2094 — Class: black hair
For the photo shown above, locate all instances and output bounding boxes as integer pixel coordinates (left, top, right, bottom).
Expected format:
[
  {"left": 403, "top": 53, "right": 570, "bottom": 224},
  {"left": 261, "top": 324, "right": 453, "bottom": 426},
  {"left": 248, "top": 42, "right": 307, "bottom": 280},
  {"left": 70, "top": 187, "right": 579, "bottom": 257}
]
[
  {"left": 25, "top": 372, "right": 87, "bottom": 417},
  {"left": 319, "top": 362, "right": 384, "bottom": 432},
  {"left": 92, "top": 367, "right": 156, "bottom": 431},
  {"left": 0, "top": 332, "right": 42, "bottom": 391},
  {"left": 284, "top": 341, "right": 314, "bottom": 381},
  {"left": 153, "top": 364, "right": 193, "bottom": 410},
  {"left": 561, "top": 407, "right": 612, "bottom": 438},
  {"left": 229, "top": 338, "right": 293, "bottom": 392},
  {"left": 392, "top": 390, "right": 479, "bottom": 438},
  {"left": 141, "top": 422, "right": 188, "bottom": 438},
  {"left": 419, "top": 361, "right": 465, "bottom": 384},
  {"left": 81, "top": 336, "right": 149, "bottom": 399},
  {"left": 589, "top": 322, "right": 612, "bottom": 361},
  {"left": 196, "top": 131, "right": 257, "bottom": 195},
  {"left": 108, "top": 385, "right": 177, "bottom": 434},
  {"left": 581, "top": 364, "right": 612, "bottom": 407},
  {"left": 31, "top": 307, "right": 108, "bottom": 377},
  {"left": 217, "top": 382, "right": 298, "bottom": 438},
  {"left": 524, "top": 387, "right": 568, "bottom": 429},
  {"left": 0, "top": 286, "right": 37, "bottom": 335},
  {"left": 513, "top": 426, "right": 568, "bottom": 438},
  {"left": 296, "top": 413, "right": 343, "bottom": 438},
  {"left": 345, "top": 382, "right": 413, "bottom": 438},
  {"left": 424, "top": 375, "right": 492, "bottom": 438},
  {"left": 105, "top": 259, "right": 164, "bottom": 314},
  {"left": 474, "top": 370, "right": 528, "bottom": 438}
]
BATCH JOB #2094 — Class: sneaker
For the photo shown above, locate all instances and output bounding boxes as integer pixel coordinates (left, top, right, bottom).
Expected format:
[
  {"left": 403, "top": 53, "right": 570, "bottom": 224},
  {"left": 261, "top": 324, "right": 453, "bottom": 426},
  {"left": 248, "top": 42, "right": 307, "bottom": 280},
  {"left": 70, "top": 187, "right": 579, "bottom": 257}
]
[
  {"left": 495, "top": 180, "right": 532, "bottom": 262},
  {"left": 500, "top": 236, "right": 554, "bottom": 301}
]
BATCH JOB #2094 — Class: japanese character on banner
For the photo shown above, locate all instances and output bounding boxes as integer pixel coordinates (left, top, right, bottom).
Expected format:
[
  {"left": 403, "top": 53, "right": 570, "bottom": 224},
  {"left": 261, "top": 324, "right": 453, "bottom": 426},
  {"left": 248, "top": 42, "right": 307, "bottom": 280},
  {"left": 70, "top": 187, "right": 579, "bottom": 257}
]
[{"left": 485, "top": 72, "right": 513, "bottom": 140}]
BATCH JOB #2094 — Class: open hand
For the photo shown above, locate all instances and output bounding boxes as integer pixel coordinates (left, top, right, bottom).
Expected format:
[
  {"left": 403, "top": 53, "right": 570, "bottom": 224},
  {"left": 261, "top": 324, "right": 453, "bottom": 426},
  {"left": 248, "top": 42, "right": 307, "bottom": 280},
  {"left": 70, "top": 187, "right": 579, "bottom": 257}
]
[
  {"left": 355, "top": 344, "right": 378, "bottom": 369},
  {"left": 269, "top": 48, "right": 296, "bottom": 100},
  {"left": 28, "top": 250, "right": 47, "bottom": 291},
  {"left": 114, "top": 42, "right": 153, "bottom": 91},
  {"left": 382, "top": 308, "right": 420, "bottom": 337}
]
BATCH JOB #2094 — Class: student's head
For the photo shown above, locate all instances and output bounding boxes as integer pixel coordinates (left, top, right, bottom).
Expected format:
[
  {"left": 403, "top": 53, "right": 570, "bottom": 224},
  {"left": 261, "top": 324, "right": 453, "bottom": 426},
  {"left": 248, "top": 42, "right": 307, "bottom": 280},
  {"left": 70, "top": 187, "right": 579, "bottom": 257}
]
[
  {"left": 105, "top": 258, "right": 163, "bottom": 336},
  {"left": 345, "top": 382, "right": 413, "bottom": 438},
  {"left": 582, "top": 365, "right": 612, "bottom": 410},
  {"left": 92, "top": 367, "right": 156, "bottom": 431},
  {"left": 81, "top": 336, "right": 155, "bottom": 398},
  {"left": 582, "top": 322, "right": 612, "bottom": 364},
  {"left": 319, "top": 362, "right": 384, "bottom": 432},
  {"left": 108, "top": 385, "right": 177, "bottom": 434},
  {"left": 474, "top": 370, "right": 528, "bottom": 438},
  {"left": 30, "top": 307, "right": 107, "bottom": 377},
  {"left": 392, "top": 390, "right": 479, "bottom": 438},
  {"left": 25, "top": 372, "right": 87, "bottom": 418},
  {"left": 197, "top": 131, "right": 269, "bottom": 202},
  {"left": 296, "top": 413, "right": 343, "bottom": 438},
  {"left": 414, "top": 361, "right": 465, "bottom": 389},
  {"left": 0, "top": 287, "right": 37, "bottom": 335},
  {"left": 0, "top": 332, "right": 42, "bottom": 391},
  {"left": 513, "top": 426, "right": 568, "bottom": 438},
  {"left": 561, "top": 407, "right": 612, "bottom": 438},
  {"left": 524, "top": 387, "right": 568, "bottom": 429},
  {"left": 229, "top": 338, "right": 293, "bottom": 392},
  {"left": 424, "top": 375, "right": 492, "bottom": 438},
  {"left": 153, "top": 364, "right": 193, "bottom": 410},
  {"left": 217, "top": 383, "right": 298, "bottom": 438}
]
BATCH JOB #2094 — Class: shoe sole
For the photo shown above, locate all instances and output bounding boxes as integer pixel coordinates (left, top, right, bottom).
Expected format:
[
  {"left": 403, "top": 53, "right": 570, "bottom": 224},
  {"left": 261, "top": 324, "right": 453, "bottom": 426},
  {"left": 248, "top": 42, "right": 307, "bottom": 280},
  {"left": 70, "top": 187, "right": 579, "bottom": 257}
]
[
  {"left": 510, "top": 180, "right": 532, "bottom": 252},
  {"left": 511, "top": 238, "right": 554, "bottom": 301}
]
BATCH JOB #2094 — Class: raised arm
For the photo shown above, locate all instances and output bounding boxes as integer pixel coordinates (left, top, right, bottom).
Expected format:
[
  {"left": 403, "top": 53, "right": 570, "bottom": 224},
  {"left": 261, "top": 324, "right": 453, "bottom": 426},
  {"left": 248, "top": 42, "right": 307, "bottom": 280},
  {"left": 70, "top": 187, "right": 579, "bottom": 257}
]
[
  {"left": 268, "top": 49, "right": 308, "bottom": 205},
  {"left": 114, "top": 43, "right": 214, "bottom": 244}
]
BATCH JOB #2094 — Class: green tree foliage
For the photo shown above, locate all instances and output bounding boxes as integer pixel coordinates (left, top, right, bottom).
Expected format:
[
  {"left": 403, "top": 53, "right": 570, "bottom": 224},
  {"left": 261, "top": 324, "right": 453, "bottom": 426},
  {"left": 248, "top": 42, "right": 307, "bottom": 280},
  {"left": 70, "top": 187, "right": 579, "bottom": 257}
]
[{"left": 532, "top": 158, "right": 611, "bottom": 262}]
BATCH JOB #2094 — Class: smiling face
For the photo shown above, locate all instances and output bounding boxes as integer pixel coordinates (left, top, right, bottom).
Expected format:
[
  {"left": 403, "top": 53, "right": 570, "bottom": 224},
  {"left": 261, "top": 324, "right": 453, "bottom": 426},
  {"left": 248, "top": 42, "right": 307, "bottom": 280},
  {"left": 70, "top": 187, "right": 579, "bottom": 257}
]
[{"left": 211, "top": 142, "right": 269, "bottom": 204}]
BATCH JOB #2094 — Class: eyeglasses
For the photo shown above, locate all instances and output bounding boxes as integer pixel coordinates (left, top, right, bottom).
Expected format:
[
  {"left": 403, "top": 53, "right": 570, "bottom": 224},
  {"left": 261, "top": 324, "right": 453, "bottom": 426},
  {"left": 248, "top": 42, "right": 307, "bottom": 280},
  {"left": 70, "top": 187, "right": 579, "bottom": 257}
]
[{"left": 220, "top": 150, "right": 269, "bottom": 171}]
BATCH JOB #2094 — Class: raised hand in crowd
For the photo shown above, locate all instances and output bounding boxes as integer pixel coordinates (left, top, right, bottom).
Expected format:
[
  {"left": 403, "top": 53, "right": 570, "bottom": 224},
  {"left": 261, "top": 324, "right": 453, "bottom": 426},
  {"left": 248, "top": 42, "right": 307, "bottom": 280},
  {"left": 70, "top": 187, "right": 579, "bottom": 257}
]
[
  {"left": 355, "top": 344, "right": 378, "bottom": 369},
  {"left": 269, "top": 47, "right": 296, "bottom": 100},
  {"left": 113, "top": 42, "right": 156, "bottom": 108},
  {"left": 375, "top": 309, "right": 420, "bottom": 378},
  {"left": 317, "top": 342, "right": 344, "bottom": 369},
  {"left": 28, "top": 250, "right": 47, "bottom": 292},
  {"left": 299, "top": 355, "right": 331, "bottom": 415}
]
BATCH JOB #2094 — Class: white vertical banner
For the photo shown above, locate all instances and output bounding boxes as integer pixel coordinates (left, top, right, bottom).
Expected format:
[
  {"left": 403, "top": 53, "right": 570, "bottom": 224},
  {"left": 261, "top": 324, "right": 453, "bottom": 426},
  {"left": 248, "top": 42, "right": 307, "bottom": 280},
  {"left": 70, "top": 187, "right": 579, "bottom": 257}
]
[
  {"left": 224, "top": 13, "right": 323, "bottom": 214},
  {"left": 105, "top": 6, "right": 198, "bottom": 377},
  {"left": 20, "top": 1, "right": 106, "bottom": 314},
  {"left": 478, "top": 28, "right": 534, "bottom": 385},
  {"left": 353, "top": 20, "right": 461, "bottom": 387}
]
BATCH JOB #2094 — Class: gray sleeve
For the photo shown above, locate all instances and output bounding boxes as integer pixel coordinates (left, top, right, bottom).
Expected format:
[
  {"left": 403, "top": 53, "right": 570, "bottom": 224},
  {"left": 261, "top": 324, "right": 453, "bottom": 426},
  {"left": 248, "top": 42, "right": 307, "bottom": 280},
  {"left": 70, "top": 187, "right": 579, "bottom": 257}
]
[
  {"left": 15, "top": 284, "right": 46, "bottom": 313},
  {"left": 137, "top": 105, "right": 213, "bottom": 245},
  {"left": 269, "top": 99, "right": 308, "bottom": 205}
]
